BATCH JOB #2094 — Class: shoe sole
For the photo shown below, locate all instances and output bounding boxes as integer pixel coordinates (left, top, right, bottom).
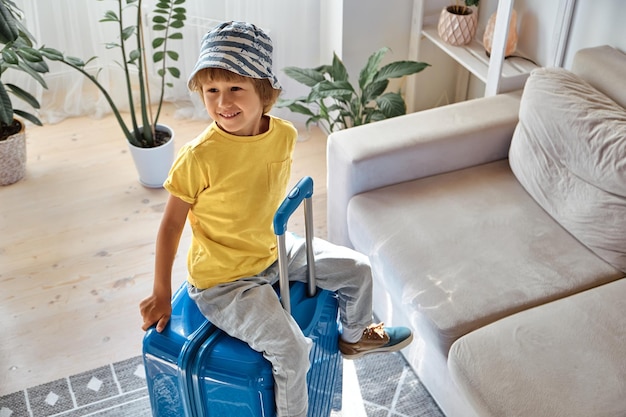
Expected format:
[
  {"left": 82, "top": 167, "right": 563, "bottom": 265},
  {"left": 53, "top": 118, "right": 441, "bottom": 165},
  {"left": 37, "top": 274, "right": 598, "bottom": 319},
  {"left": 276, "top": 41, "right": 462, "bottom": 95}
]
[{"left": 340, "top": 332, "right": 414, "bottom": 360}]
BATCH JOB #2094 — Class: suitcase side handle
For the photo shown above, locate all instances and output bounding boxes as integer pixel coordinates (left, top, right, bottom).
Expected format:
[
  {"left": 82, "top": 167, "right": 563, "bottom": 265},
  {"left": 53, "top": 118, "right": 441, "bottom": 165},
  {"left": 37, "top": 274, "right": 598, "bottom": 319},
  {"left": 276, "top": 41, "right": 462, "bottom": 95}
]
[{"left": 273, "top": 176, "right": 316, "bottom": 314}]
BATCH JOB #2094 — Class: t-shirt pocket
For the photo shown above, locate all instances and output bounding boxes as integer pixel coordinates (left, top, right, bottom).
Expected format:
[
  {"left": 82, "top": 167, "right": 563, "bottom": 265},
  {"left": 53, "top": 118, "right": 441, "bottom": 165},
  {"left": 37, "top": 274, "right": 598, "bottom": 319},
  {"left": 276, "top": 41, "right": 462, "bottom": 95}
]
[{"left": 267, "top": 158, "right": 291, "bottom": 198}]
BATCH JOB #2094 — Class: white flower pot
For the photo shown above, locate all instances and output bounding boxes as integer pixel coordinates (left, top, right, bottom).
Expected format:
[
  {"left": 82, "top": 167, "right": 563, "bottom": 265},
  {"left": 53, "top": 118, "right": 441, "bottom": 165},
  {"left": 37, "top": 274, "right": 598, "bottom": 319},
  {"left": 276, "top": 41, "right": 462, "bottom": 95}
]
[
  {"left": 128, "top": 124, "right": 175, "bottom": 188},
  {"left": 0, "top": 121, "right": 27, "bottom": 186}
]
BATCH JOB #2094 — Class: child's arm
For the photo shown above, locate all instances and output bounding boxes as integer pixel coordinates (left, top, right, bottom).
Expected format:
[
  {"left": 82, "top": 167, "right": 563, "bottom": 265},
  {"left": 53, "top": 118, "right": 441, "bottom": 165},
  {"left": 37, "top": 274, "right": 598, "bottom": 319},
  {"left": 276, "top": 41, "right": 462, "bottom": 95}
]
[{"left": 139, "top": 194, "right": 191, "bottom": 332}]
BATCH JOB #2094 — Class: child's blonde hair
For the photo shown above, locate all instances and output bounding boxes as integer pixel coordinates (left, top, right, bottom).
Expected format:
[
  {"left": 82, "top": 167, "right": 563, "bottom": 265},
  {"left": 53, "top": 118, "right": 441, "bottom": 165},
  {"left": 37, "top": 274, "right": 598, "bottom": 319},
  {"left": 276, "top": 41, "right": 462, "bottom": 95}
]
[{"left": 189, "top": 67, "right": 281, "bottom": 115}]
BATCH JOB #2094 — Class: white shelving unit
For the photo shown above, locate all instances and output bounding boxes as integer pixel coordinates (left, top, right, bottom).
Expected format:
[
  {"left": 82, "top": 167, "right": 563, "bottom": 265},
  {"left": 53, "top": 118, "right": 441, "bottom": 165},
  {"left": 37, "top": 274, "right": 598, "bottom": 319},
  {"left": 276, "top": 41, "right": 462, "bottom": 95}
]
[{"left": 406, "top": 0, "right": 576, "bottom": 110}]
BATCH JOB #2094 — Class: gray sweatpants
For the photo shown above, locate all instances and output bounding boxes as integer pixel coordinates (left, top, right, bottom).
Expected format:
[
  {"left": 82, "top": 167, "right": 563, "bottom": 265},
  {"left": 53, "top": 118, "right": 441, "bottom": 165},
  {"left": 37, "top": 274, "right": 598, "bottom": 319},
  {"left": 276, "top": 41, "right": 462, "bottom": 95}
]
[{"left": 188, "top": 233, "right": 373, "bottom": 417}]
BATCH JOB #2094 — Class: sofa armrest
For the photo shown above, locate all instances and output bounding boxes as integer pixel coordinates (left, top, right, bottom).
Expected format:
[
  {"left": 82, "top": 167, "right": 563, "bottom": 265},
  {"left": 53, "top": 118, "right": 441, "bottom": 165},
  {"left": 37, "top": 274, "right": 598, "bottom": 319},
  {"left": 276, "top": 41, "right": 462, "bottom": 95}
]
[{"left": 327, "top": 91, "right": 522, "bottom": 247}]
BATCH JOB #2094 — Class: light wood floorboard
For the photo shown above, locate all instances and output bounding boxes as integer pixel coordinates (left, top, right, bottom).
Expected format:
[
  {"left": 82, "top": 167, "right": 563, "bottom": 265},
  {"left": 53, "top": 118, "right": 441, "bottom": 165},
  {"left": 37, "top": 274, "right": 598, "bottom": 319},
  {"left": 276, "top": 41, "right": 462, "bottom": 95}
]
[{"left": 0, "top": 104, "right": 328, "bottom": 395}]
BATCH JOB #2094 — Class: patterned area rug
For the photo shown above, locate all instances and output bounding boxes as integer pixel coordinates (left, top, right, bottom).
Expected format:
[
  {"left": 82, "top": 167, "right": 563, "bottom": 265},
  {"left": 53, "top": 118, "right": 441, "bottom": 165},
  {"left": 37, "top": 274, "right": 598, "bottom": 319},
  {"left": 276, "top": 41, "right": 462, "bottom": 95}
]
[{"left": 0, "top": 353, "right": 443, "bottom": 417}]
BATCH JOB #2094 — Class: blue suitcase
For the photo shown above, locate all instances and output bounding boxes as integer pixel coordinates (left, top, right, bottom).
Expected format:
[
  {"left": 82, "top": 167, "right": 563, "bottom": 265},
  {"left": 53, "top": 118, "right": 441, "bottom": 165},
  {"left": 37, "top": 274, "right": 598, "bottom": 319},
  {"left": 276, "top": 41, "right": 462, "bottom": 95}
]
[{"left": 143, "top": 176, "right": 342, "bottom": 416}]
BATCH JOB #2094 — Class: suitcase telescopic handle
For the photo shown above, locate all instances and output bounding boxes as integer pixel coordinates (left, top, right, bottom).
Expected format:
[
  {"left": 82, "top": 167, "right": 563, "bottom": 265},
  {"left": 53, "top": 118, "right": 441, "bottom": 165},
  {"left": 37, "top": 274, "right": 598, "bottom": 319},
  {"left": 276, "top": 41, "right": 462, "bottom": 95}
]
[{"left": 273, "top": 176, "right": 316, "bottom": 314}]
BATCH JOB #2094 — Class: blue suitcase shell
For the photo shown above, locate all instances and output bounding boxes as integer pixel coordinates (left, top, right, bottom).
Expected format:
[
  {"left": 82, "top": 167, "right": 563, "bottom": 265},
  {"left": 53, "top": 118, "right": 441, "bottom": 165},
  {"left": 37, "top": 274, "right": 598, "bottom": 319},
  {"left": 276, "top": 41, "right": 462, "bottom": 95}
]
[{"left": 143, "top": 177, "right": 342, "bottom": 416}]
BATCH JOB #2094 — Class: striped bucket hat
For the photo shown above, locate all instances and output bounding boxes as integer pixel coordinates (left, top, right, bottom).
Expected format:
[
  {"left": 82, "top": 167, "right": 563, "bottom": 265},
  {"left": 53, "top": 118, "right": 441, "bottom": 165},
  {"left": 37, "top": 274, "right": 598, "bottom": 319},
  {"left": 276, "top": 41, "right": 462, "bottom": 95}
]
[{"left": 188, "top": 21, "right": 281, "bottom": 90}]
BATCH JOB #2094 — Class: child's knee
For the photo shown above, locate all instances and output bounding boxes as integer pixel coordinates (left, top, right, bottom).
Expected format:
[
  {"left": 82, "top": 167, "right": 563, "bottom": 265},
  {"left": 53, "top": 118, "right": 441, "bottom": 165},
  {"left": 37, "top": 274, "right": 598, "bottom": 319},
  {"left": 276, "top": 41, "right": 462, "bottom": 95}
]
[{"left": 279, "top": 333, "right": 312, "bottom": 373}]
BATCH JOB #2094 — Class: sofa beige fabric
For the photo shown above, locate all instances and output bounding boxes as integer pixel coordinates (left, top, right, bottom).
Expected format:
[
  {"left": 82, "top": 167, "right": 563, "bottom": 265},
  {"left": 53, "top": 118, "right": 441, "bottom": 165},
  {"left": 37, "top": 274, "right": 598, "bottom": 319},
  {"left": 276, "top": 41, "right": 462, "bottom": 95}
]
[
  {"left": 326, "top": 45, "right": 626, "bottom": 417},
  {"left": 349, "top": 159, "right": 622, "bottom": 354},
  {"left": 449, "top": 278, "right": 626, "bottom": 417},
  {"left": 510, "top": 68, "right": 626, "bottom": 272}
]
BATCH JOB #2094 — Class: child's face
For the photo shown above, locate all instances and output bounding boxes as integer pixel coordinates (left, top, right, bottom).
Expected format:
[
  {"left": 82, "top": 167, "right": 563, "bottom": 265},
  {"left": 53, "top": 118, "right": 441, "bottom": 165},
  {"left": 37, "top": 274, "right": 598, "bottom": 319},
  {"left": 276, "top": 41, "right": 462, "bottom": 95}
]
[{"left": 200, "top": 76, "right": 266, "bottom": 136}]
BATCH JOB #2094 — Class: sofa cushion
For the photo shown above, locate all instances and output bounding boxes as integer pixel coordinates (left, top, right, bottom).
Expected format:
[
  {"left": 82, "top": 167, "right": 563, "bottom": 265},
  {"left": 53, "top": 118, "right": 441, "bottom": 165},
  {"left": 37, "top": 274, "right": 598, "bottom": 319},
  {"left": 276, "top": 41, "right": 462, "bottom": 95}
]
[
  {"left": 347, "top": 160, "right": 623, "bottom": 355},
  {"left": 449, "top": 278, "right": 626, "bottom": 417},
  {"left": 509, "top": 68, "right": 626, "bottom": 272}
]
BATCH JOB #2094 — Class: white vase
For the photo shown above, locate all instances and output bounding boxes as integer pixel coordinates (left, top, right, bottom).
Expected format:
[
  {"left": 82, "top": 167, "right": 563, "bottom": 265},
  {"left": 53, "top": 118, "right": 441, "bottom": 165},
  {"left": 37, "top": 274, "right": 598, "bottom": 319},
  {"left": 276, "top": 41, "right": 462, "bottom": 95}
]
[
  {"left": 128, "top": 124, "right": 175, "bottom": 188},
  {"left": 0, "top": 121, "right": 27, "bottom": 186}
]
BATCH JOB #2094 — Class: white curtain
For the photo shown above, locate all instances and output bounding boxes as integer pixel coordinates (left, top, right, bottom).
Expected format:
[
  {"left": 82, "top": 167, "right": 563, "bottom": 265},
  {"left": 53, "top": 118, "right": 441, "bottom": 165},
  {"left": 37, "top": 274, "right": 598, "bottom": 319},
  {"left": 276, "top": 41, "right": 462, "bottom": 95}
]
[{"left": 13, "top": 0, "right": 322, "bottom": 124}]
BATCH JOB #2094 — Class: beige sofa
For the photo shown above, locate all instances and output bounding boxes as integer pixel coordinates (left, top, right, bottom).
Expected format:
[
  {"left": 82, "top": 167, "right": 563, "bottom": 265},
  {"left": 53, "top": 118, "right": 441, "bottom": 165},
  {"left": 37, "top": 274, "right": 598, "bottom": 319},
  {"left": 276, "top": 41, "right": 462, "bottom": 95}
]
[{"left": 326, "top": 45, "right": 626, "bottom": 417}]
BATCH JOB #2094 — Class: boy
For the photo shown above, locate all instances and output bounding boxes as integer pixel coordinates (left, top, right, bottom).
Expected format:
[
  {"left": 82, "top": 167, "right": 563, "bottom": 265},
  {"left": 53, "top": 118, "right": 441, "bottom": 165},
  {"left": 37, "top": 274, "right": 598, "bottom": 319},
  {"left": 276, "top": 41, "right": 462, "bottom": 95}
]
[{"left": 139, "top": 21, "right": 413, "bottom": 417}]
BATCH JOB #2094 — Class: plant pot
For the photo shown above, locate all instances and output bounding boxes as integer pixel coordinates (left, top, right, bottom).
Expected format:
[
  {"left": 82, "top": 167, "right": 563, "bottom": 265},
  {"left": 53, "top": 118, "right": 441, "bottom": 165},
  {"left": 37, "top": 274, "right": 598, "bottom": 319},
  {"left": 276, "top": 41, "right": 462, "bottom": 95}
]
[
  {"left": 437, "top": 5, "right": 478, "bottom": 46},
  {"left": 128, "top": 124, "right": 175, "bottom": 188},
  {"left": 0, "top": 120, "right": 27, "bottom": 186}
]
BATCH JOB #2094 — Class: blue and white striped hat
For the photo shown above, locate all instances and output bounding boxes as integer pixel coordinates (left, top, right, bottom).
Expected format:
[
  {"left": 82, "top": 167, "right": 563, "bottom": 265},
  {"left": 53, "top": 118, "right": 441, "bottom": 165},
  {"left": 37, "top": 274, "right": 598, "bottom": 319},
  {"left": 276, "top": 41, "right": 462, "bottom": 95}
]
[{"left": 188, "top": 21, "right": 281, "bottom": 90}]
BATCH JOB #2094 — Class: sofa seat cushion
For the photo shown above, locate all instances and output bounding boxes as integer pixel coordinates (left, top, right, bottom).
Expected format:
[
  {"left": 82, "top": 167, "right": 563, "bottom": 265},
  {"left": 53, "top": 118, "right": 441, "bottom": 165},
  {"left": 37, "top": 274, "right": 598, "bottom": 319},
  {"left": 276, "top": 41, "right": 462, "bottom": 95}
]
[
  {"left": 509, "top": 68, "right": 626, "bottom": 272},
  {"left": 448, "top": 278, "right": 626, "bottom": 417},
  {"left": 347, "top": 160, "right": 623, "bottom": 354}
]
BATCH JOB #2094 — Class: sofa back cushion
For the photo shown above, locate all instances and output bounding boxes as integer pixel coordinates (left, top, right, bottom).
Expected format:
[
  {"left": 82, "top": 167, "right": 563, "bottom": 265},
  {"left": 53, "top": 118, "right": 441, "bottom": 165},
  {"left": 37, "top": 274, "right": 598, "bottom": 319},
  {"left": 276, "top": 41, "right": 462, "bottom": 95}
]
[{"left": 509, "top": 67, "right": 626, "bottom": 272}]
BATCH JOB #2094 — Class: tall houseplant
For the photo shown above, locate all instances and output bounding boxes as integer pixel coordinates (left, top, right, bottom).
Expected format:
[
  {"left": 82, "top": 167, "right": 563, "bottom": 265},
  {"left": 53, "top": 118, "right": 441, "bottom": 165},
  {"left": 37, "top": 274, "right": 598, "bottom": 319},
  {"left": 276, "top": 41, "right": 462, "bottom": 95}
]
[
  {"left": 44, "top": 0, "right": 186, "bottom": 186},
  {"left": 0, "top": 0, "right": 53, "bottom": 184},
  {"left": 276, "top": 47, "right": 429, "bottom": 134}
]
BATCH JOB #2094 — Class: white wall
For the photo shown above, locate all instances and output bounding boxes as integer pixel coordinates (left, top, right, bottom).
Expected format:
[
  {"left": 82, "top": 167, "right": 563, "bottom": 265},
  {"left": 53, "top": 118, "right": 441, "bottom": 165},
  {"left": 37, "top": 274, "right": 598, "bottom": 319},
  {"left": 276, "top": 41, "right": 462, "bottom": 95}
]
[
  {"left": 336, "top": 0, "right": 625, "bottom": 111},
  {"left": 324, "top": 0, "right": 415, "bottom": 99},
  {"left": 564, "top": 0, "right": 626, "bottom": 67}
]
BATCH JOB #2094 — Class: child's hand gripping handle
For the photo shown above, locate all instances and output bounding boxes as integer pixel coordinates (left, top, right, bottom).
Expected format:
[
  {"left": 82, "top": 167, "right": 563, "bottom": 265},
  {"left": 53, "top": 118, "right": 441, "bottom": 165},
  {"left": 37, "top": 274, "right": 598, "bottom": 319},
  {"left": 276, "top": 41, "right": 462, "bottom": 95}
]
[{"left": 273, "top": 176, "right": 316, "bottom": 314}]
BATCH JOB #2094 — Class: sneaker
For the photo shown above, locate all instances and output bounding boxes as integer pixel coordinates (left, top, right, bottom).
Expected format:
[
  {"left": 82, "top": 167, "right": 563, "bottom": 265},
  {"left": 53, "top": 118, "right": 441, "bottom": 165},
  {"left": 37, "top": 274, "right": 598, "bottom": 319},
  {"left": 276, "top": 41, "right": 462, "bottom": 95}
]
[{"left": 338, "top": 323, "right": 413, "bottom": 359}]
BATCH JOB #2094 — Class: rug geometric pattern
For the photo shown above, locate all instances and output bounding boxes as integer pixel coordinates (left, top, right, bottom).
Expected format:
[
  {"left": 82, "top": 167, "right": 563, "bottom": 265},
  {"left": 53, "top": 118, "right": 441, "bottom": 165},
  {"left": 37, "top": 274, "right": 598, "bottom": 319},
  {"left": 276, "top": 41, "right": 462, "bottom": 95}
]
[{"left": 0, "top": 353, "right": 443, "bottom": 417}]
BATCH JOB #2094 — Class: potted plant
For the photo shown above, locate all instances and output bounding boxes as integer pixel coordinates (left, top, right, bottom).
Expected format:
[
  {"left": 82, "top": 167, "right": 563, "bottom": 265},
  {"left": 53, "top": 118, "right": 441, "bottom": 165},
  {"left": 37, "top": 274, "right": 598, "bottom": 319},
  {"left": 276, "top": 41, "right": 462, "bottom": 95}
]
[
  {"left": 437, "top": 0, "right": 480, "bottom": 46},
  {"left": 0, "top": 0, "right": 54, "bottom": 185},
  {"left": 44, "top": 0, "right": 187, "bottom": 188},
  {"left": 276, "top": 47, "right": 429, "bottom": 134}
]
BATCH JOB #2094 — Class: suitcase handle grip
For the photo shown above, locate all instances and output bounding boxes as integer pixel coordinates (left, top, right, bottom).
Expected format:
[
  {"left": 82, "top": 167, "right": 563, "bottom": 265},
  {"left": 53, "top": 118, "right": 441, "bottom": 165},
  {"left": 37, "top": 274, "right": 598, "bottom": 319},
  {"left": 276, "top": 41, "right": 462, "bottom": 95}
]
[
  {"left": 273, "top": 176, "right": 316, "bottom": 313},
  {"left": 273, "top": 176, "right": 313, "bottom": 235}
]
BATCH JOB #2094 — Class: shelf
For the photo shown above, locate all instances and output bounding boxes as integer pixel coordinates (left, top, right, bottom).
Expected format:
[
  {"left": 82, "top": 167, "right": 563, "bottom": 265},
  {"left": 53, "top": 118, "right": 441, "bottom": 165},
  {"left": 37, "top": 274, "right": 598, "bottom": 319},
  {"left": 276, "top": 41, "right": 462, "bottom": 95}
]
[{"left": 422, "top": 25, "right": 537, "bottom": 93}]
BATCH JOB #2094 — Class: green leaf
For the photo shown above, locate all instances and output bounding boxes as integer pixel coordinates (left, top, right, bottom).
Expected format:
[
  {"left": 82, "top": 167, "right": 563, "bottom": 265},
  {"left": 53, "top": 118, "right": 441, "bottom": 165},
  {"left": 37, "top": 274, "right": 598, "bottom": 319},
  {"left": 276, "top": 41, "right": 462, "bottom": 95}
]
[
  {"left": 16, "top": 47, "right": 43, "bottom": 63},
  {"left": 153, "top": 51, "right": 164, "bottom": 63},
  {"left": 361, "top": 79, "right": 388, "bottom": 104},
  {"left": 275, "top": 96, "right": 308, "bottom": 108},
  {"left": 0, "top": 82, "right": 13, "bottom": 125},
  {"left": 153, "top": 24, "right": 166, "bottom": 31},
  {"left": 23, "top": 59, "right": 49, "bottom": 74},
  {"left": 64, "top": 55, "right": 87, "bottom": 67},
  {"left": 375, "top": 92, "right": 406, "bottom": 118},
  {"left": 40, "top": 47, "right": 65, "bottom": 61},
  {"left": 166, "top": 50, "right": 179, "bottom": 60},
  {"left": 100, "top": 10, "right": 119, "bottom": 23},
  {"left": 168, "top": 32, "right": 183, "bottom": 40},
  {"left": 7, "top": 83, "right": 40, "bottom": 109},
  {"left": 283, "top": 102, "right": 315, "bottom": 117},
  {"left": 0, "top": 1, "right": 20, "bottom": 44},
  {"left": 170, "top": 20, "right": 184, "bottom": 29},
  {"left": 152, "top": 37, "right": 165, "bottom": 48},
  {"left": 121, "top": 25, "right": 135, "bottom": 41},
  {"left": 14, "top": 109, "right": 42, "bottom": 126},
  {"left": 358, "top": 47, "right": 388, "bottom": 90},
  {"left": 152, "top": 15, "right": 167, "bottom": 24},
  {"left": 129, "top": 49, "right": 140, "bottom": 63},
  {"left": 167, "top": 67, "right": 180, "bottom": 78},
  {"left": 373, "top": 61, "right": 430, "bottom": 83},
  {"left": 329, "top": 52, "right": 349, "bottom": 82},
  {"left": 283, "top": 67, "right": 326, "bottom": 88},
  {"left": 311, "top": 80, "right": 354, "bottom": 100},
  {"left": 15, "top": 61, "right": 47, "bottom": 87},
  {"left": 2, "top": 49, "right": 19, "bottom": 65}
]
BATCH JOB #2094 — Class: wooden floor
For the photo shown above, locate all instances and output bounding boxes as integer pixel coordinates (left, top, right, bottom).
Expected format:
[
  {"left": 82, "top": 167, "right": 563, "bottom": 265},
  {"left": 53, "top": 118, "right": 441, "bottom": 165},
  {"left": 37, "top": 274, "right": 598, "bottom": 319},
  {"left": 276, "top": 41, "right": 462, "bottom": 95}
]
[{"left": 0, "top": 104, "right": 328, "bottom": 396}]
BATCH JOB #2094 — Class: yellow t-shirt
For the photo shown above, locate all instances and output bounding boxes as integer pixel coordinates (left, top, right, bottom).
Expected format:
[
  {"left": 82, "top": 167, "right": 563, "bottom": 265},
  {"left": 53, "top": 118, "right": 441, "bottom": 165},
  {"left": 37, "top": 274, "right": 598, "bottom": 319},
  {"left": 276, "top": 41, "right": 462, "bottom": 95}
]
[{"left": 164, "top": 116, "right": 298, "bottom": 289}]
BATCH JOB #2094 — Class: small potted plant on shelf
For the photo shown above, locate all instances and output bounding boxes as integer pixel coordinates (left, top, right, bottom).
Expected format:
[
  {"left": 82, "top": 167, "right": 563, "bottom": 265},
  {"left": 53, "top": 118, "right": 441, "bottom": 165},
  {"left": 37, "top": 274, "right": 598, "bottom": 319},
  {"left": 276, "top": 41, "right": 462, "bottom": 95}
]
[
  {"left": 44, "top": 0, "right": 186, "bottom": 188},
  {"left": 276, "top": 47, "right": 429, "bottom": 134},
  {"left": 437, "top": 0, "right": 480, "bottom": 47},
  {"left": 0, "top": 0, "right": 53, "bottom": 185}
]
